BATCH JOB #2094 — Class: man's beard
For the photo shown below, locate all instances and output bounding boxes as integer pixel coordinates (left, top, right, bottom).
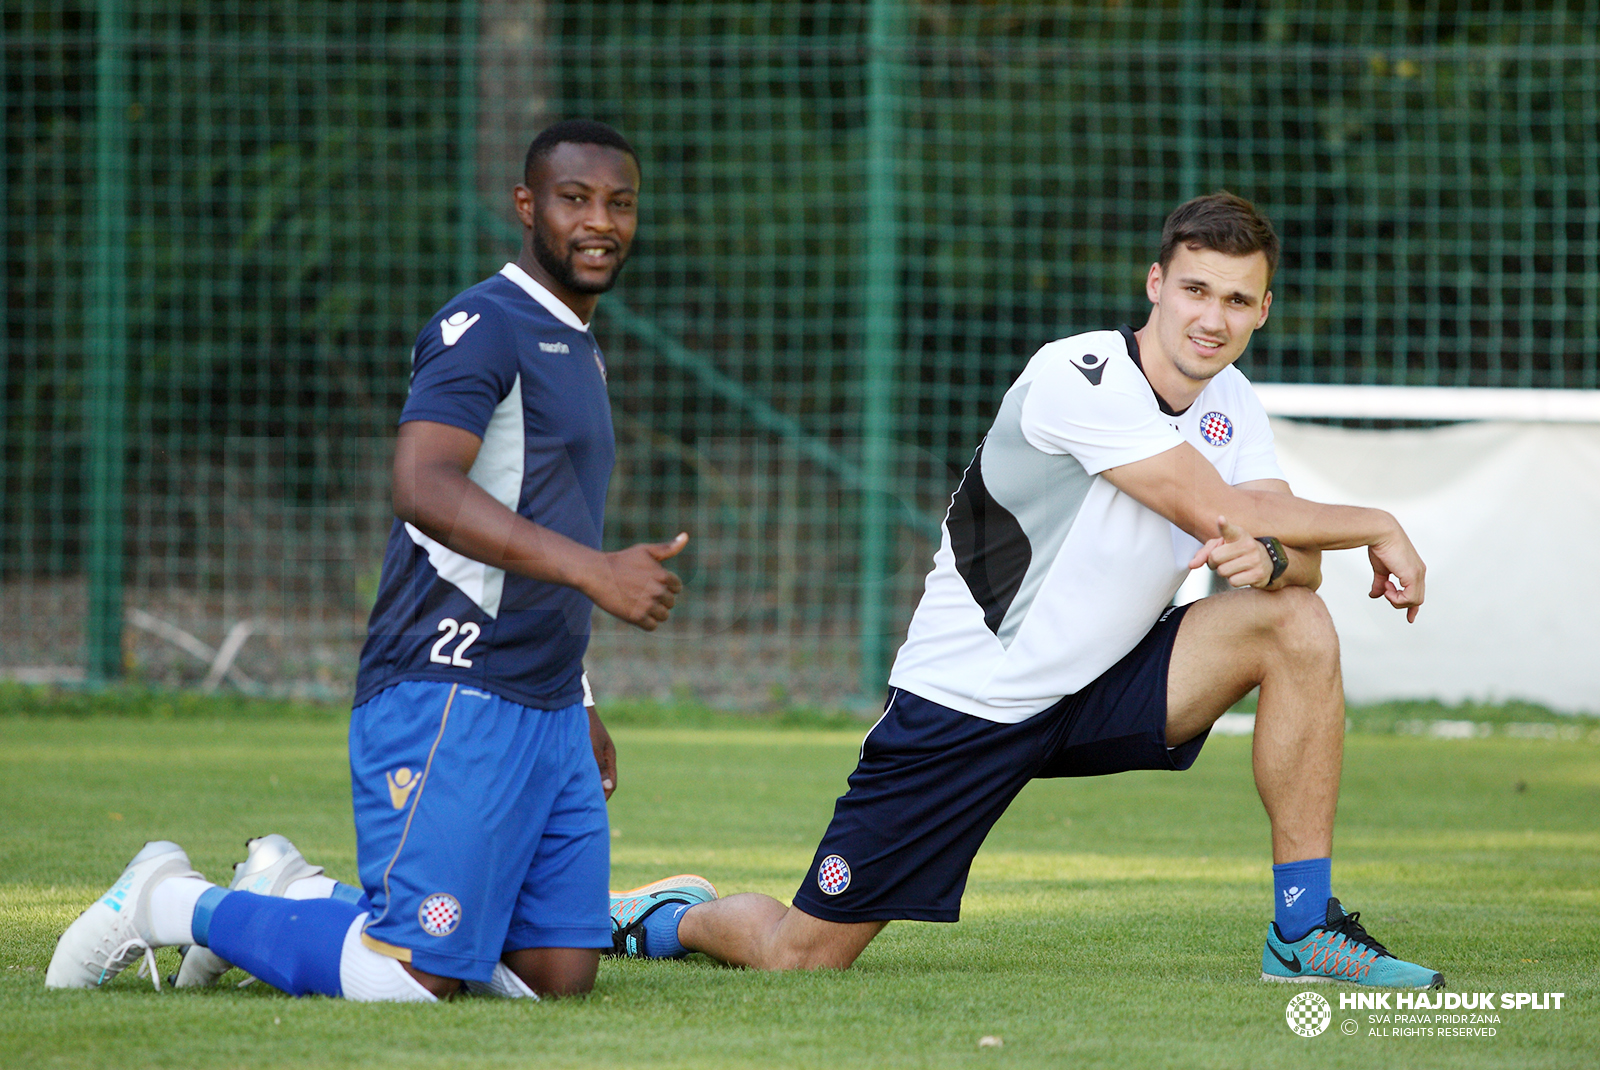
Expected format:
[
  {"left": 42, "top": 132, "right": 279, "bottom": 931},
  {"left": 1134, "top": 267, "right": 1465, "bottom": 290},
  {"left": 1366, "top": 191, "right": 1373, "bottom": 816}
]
[{"left": 532, "top": 221, "right": 627, "bottom": 294}]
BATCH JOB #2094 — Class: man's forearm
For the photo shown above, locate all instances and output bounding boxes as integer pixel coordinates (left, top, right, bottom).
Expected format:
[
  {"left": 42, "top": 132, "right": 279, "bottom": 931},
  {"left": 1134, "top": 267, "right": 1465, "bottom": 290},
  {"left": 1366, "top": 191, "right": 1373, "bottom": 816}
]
[
  {"left": 399, "top": 463, "right": 606, "bottom": 596},
  {"left": 1233, "top": 491, "right": 1398, "bottom": 555},
  {"left": 1104, "top": 444, "right": 1402, "bottom": 552},
  {"left": 1272, "top": 545, "right": 1322, "bottom": 591}
]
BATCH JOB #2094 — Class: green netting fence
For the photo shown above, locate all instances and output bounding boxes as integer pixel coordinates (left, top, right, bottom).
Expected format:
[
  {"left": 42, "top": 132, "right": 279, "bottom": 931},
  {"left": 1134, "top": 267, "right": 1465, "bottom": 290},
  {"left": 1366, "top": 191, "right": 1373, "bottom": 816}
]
[{"left": 4, "top": 2, "right": 1598, "bottom": 706}]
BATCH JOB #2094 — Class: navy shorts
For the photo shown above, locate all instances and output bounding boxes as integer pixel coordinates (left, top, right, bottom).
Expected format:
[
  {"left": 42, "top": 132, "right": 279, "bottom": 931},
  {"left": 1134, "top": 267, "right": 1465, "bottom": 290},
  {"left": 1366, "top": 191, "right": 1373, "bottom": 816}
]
[
  {"left": 792, "top": 604, "right": 1204, "bottom": 924},
  {"left": 350, "top": 680, "right": 611, "bottom": 982}
]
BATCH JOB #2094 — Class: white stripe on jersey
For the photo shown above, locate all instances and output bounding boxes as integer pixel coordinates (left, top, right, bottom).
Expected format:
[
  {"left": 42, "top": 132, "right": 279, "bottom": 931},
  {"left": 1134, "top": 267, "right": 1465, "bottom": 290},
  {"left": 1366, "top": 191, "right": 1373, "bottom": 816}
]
[{"left": 404, "top": 373, "right": 525, "bottom": 618}]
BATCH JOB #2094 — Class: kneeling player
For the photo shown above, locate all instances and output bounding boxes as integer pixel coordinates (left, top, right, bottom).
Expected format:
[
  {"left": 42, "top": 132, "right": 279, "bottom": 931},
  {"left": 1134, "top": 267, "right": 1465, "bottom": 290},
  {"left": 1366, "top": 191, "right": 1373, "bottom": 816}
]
[
  {"left": 46, "top": 121, "right": 697, "bottom": 1001},
  {"left": 606, "top": 193, "right": 1444, "bottom": 989},
  {"left": 47, "top": 832, "right": 716, "bottom": 998}
]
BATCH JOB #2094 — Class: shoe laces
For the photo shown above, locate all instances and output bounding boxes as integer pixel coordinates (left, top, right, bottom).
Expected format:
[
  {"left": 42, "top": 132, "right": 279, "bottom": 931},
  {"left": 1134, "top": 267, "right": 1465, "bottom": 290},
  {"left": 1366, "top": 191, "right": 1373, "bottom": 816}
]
[
  {"left": 1328, "top": 908, "right": 1391, "bottom": 960},
  {"left": 93, "top": 934, "right": 162, "bottom": 991}
]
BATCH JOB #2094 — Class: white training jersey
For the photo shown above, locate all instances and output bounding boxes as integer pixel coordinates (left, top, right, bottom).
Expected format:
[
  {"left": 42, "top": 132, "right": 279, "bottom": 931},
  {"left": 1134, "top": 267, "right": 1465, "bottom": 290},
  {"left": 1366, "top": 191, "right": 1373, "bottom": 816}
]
[{"left": 888, "top": 326, "right": 1285, "bottom": 723}]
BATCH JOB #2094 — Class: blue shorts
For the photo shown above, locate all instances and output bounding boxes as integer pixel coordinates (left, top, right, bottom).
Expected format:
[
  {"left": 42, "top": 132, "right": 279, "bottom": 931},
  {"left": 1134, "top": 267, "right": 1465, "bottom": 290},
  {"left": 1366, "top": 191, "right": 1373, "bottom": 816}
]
[
  {"left": 349, "top": 680, "right": 610, "bottom": 982},
  {"left": 792, "top": 604, "right": 1204, "bottom": 924}
]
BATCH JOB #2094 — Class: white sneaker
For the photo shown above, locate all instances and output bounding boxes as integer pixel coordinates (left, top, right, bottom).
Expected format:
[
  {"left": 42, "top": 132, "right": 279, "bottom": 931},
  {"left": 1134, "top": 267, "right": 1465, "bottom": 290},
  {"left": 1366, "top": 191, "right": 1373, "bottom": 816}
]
[
  {"left": 45, "top": 840, "right": 200, "bottom": 990},
  {"left": 172, "top": 833, "right": 326, "bottom": 988}
]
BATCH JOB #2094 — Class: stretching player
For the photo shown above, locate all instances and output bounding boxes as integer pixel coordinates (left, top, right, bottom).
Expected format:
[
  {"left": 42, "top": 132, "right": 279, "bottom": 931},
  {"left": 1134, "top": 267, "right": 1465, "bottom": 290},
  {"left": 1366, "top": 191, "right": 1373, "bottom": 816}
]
[
  {"left": 47, "top": 120, "right": 714, "bottom": 1001},
  {"left": 608, "top": 193, "right": 1444, "bottom": 988}
]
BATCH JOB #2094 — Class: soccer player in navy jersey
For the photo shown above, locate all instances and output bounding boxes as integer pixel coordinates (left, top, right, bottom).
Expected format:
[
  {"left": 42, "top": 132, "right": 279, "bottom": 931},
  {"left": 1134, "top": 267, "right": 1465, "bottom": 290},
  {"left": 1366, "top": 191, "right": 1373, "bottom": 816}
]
[
  {"left": 608, "top": 193, "right": 1445, "bottom": 989},
  {"left": 48, "top": 121, "right": 714, "bottom": 1002}
]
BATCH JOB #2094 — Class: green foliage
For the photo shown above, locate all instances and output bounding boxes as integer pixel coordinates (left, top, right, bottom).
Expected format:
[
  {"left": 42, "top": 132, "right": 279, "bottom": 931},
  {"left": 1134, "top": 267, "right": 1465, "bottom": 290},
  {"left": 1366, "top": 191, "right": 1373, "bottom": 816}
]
[
  {"left": 3, "top": 1, "right": 473, "bottom": 586},
  {"left": 0, "top": 681, "right": 344, "bottom": 721},
  {"left": 7, "top": 680, "right": 1597, "bottom": 736},
  {"left": 6, "top": 0, "right": 1600, "bottom": 697},
  {"left": 1343, "top": 698, "right": 1600, "bottom": 732}
]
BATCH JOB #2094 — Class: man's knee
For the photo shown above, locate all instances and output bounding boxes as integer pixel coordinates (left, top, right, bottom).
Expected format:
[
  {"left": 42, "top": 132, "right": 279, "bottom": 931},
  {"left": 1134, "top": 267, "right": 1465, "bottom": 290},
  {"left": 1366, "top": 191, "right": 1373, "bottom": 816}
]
[
  {"left": 1261, "top": 586, "right": 1338, "bottom": 667},
  {"left": 765, "top": 943, "right": 857, "bottom": 972},
  {"left": 504, "top": 947, "right": 599, "bottom": 997},
  {"left": 531, "top": 968, "right": 596, "bottom": 997},
  {"left": 763, "top": 912, "right": 883, "bottom": 971}
]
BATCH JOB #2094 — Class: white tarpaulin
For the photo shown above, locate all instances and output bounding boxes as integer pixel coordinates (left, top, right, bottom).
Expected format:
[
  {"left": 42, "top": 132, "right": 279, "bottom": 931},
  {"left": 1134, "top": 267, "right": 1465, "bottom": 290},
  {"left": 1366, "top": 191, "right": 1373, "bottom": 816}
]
[{"left": 1265, "top": 418, "right": 1600, "bottom": 715}]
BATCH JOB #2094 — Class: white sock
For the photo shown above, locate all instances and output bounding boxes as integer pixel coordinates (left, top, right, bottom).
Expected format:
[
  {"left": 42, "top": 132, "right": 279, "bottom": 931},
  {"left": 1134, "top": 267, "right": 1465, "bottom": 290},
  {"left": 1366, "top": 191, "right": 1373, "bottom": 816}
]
[
  {"left": 147, "top": 876, "right": 215, "bottom": 947},
  {"left": 337, "top": 914, "right": 437, "bottom": 1003},
  {"left": 464, "top": 961, "right": 540, "bottom": 999},
  {"left": 282, "top": 875, "right": 340, "bottom": 900}
]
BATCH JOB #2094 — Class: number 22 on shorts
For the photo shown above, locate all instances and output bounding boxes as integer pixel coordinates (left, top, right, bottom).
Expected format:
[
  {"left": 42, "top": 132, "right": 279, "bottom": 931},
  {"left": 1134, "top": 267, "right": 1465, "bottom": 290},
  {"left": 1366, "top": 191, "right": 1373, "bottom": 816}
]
[{"left": 429, "top": 617, "right": 479, "bottom": 667}]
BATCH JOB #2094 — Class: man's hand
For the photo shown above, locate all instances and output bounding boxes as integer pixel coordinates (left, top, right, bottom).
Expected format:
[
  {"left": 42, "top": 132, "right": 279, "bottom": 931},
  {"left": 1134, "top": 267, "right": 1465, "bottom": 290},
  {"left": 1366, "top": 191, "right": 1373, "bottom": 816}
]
[
  {"left": 586, "top": 533, "right": 688, "bottom": 630},
  {"left": 1188, "top": 516, "right": 1276, "bottom": 589},
  {"left": 394, "top": 423, "right": 694, "bottom": 629},
  {"left": 588, "top": 704, "right": 616, "bottom": 799},
  {"left": 1104, "top": 443, "right": 1421, "bottom": 618},
  {"left": 1367, "top": 529, "right": 1426, "bottom": 623}
]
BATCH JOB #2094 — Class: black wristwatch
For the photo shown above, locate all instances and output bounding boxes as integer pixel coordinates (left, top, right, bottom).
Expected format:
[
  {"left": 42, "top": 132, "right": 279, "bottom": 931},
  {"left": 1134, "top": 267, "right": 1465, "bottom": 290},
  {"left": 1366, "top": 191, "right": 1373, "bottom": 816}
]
[{"left": 1256, "top": 536, "right": 1289, "bottom": 587}]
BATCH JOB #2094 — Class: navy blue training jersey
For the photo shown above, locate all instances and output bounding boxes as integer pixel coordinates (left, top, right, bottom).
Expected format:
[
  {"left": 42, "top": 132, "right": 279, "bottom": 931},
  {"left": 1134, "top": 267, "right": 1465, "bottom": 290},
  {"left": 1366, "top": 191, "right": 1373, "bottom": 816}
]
[{"left": 355, "top": 264, "right": 615, "bottom": 710}]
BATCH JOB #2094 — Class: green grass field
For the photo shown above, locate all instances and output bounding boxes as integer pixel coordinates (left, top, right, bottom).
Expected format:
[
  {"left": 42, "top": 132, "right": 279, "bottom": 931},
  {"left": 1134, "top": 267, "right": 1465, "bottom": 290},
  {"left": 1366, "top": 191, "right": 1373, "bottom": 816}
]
[{"left": 1, "top": 691, "right": 1596, "bottom": 1069}]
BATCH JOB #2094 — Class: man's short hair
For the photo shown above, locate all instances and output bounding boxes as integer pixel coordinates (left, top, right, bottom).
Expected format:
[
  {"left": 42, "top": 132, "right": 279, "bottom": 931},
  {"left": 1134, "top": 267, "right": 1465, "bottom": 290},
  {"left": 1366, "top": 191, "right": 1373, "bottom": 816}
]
[
  {"left": 524, "top": 119, "right": 639, "bottom": 186},
  {"left": 1158, "top": 191, "right": 1280, "bottom": 284}
]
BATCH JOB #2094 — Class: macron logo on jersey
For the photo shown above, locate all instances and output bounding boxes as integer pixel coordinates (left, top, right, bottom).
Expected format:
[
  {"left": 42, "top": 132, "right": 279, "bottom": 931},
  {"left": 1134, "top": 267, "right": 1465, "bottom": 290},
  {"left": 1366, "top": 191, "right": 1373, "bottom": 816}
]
[
  {"left": 440, "top": 311, "right": 481, "bottom": 346},
  {"left": 538, "top": 341, "right": 571, "bottom": 354},
  {"left": 1070, "top": 351, "right": 1107, "bottom": 385}
]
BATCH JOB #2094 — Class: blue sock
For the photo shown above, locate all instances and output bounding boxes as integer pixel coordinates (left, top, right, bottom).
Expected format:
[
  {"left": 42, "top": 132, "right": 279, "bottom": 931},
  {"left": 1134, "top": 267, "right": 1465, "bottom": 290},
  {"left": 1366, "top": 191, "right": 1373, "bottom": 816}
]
[
  {"left": 191, "top": 886, "right": 230, "bottom": 947},
  {"left": 204, "top": 891, "right": 366, "bottom": 997},
  {"left": 1273, "top": 857, "right": 1332, "bottom": 942},
  {"left": 330, "top": 882, "right": 372, "bottom": 911},
  {"left": 643, "top": 902, "right": 694, "bottom": 959}
]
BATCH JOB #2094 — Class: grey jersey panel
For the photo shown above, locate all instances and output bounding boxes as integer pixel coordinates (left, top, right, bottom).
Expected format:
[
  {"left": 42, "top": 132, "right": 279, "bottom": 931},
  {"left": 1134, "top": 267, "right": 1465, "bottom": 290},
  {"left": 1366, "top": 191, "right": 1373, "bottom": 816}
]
[{"left": 981, "top": 382, "right": 1095, "bottom": 647}]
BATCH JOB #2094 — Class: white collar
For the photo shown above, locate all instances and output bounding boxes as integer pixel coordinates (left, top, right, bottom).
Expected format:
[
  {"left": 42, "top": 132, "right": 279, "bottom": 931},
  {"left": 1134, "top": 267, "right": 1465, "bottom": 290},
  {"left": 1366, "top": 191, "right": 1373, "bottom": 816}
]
[{"left": 499, "top": 262, "right": 590, "bottom": 331}]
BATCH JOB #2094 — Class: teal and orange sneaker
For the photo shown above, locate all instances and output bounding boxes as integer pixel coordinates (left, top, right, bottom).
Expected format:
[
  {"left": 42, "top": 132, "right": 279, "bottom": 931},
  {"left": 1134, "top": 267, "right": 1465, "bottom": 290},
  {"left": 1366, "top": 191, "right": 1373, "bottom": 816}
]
[
  {"left": 1262, "top": 897, "right": 1443, "bottom": 988},
  {"left": 606, "top": 875, "right": 717, "bottom": 959}
]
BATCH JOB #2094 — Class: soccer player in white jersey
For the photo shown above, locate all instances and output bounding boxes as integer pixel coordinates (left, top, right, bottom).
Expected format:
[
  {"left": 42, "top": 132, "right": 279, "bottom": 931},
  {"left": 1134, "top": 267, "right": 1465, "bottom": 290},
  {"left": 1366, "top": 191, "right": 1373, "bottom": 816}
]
[
  {"left": 46, "top": 121, "right": 715, "bottom": 1002},
  {"left": 609, "top": 192, "right": 1444, "bottom": 988}
]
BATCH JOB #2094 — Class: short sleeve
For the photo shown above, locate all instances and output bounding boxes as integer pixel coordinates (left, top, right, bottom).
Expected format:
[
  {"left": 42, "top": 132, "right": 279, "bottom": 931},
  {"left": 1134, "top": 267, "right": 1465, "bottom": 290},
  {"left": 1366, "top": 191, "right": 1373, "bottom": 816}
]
[
  {"left": 399, "top": 298, "right": 517, "bottom": 438},
  {"left": 1019, "top": 342, "right": 1185, "bottom": 475},
  {"left": 1228, "top": 378, "right": 1287, "bottom": 486}
]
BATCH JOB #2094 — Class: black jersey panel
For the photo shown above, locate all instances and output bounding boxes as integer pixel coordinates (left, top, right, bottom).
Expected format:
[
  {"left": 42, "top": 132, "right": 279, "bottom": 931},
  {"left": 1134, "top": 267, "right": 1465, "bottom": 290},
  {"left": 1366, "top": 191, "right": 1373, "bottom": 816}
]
[{"left": 947, "top": 438, "right": 1034, "bottom": 635}]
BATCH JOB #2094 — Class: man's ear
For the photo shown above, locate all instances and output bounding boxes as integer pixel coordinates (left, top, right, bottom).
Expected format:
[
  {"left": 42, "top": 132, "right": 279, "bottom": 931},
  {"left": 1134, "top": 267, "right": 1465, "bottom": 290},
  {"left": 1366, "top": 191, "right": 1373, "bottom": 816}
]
[
  {"left": 513, "top": 183, "right": 535, "bottom": 228},
  {"left": 1256, "top": 289, "right": 1272, "bottom": 329},
  {"left": 1145, "top": 262, "right": 1163, "bottom": 304}
]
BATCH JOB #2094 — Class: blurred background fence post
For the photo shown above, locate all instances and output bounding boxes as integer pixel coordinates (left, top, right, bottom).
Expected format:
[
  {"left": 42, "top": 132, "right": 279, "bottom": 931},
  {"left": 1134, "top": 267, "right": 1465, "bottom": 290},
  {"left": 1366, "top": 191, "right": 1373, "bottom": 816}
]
[
  {"left": 457, "top": 0, "right": 481, "bottom": 291},
  {"left": 856, "top": 0, "right": 903, "bottom": 701},
  {"left": 84, "top": 0, "right": 129, "bottom": 683}
]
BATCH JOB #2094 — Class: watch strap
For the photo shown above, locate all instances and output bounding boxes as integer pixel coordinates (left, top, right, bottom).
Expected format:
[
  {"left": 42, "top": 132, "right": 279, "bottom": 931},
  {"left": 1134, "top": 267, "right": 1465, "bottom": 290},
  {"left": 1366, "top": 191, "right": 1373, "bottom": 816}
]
[{"left": 1256, "top": 536, "right": 1288, "bottom": 585}]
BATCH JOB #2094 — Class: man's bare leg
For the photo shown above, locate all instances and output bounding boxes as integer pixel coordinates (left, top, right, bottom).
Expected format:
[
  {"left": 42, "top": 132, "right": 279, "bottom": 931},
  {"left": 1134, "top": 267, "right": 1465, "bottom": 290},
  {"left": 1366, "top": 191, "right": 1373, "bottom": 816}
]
[
  {"left": 1164, "top": 585, "right": 1343, "bottom": 863},
  {"left": 402, "top": 949, "right": 599, "bottom": 999},
  {"left": 504, "top": 946, "right": 599, "bottom": 996},
  {"left": 1166, "top": 586, "right": 1445, "bottom": 986},
  {"left": 675, "top": 587, "right": 1338, "bottom": 973},
  {"left": 677, "top": 893, "right": 885, "bottom": 970}
]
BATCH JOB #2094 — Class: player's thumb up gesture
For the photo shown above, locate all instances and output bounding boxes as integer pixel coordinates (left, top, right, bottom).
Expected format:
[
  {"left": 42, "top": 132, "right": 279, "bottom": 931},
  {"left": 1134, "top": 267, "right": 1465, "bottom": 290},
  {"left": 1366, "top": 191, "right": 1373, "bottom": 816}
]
[{"left": 591, "top": 532, "right": 688, "bottom": 630}]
